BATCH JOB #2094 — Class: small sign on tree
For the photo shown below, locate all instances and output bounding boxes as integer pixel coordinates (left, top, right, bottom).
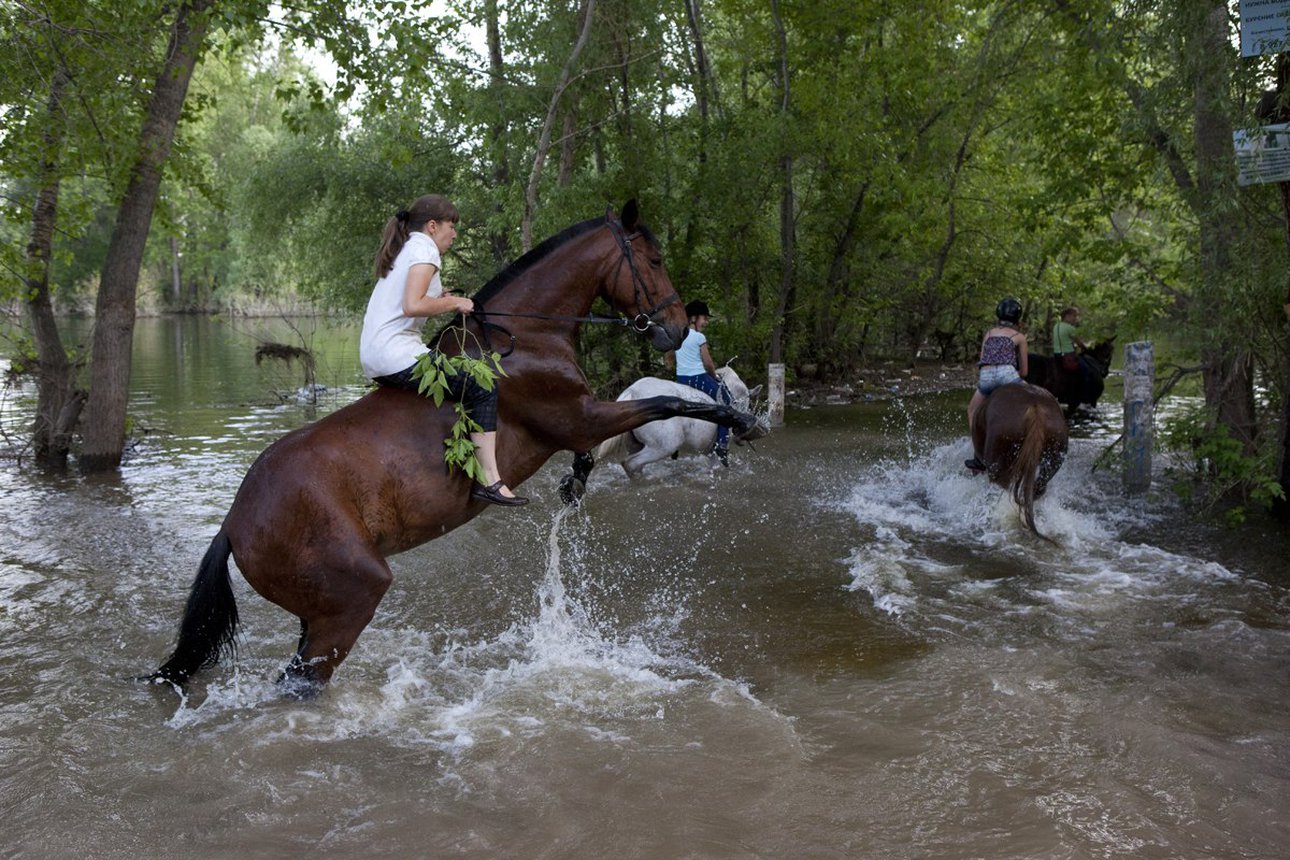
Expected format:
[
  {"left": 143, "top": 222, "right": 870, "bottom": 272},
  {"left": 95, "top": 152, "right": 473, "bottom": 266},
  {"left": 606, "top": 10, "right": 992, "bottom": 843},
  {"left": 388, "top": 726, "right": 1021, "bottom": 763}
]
[
  {"left": 1241, "top": 0, "right": 1290, "bottom": 57},
  {"left": 1234, "top": 123, "right": 1290, "bottom": 185}
]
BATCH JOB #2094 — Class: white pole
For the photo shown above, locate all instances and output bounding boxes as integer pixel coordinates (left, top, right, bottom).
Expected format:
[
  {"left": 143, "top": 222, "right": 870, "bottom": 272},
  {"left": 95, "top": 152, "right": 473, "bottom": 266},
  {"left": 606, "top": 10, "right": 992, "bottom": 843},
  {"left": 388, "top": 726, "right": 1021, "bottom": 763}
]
[
  {"left": 768, "top": 363, "right": 786, "bottom": 426},
  {"left": 1123, "top": 341, "right": 1154, "bottom": 494}
]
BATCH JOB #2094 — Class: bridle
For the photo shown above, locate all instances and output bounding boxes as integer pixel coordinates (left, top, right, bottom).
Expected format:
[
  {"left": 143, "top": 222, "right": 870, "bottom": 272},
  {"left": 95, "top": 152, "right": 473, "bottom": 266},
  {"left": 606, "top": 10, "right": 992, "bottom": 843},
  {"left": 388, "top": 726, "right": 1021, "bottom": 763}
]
[
  {"left": 603, "top": 206, "right": 681, "bottom": 332},
  {"left": 466, "top": 209, "right": 681, "bottom": 354}
]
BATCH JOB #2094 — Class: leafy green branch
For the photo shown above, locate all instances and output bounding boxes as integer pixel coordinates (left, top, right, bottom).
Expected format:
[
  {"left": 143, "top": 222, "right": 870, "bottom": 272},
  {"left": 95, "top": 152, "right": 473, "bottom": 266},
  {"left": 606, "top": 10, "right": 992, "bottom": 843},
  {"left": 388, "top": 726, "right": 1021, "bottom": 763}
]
[
  {"left": 411, "top": 327, "right": 506, "bottom": 483},
  {"left": 1161, "top": 407, "right": 1285, "bottom": 525}
]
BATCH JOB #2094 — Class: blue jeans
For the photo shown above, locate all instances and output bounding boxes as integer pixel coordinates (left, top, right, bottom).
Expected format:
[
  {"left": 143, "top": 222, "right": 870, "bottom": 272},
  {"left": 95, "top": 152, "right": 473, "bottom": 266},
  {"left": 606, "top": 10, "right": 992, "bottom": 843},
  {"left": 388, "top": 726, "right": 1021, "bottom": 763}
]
[
  {"left": 976, "top": 364, "right": 1021, "bottom": 395},
  {"left": 677, "top": 373, "right": 732, "bottom": 449}
]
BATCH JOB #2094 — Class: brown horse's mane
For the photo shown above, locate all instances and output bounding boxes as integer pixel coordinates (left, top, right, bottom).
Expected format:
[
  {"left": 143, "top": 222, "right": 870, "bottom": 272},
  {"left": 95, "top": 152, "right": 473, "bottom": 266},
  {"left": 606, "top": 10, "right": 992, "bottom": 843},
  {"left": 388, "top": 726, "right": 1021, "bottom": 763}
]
[
  {"left": 430, "top": 212, "right": 659, "bottom": 347},
  {"left": 423, "top": 217, "right": 601, "bottom": 346},
  {"left": 472, "top": 216, "right": 603, "bottom": 305},
  {"left": 472, "top": 213, "right": 660, "bottom": 305}
]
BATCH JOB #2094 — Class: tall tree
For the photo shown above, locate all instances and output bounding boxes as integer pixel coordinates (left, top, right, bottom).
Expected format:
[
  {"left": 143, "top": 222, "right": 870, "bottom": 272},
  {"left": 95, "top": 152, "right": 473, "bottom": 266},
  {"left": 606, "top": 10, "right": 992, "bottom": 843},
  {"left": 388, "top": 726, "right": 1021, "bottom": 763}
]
[
  {"left": 80, "top": 0, "right": 216, "bottom": 471},
  {"left": 23, "top": 69, "right": 86, "bottom": 466},
  {"left": 521, "top": 0, "right": 596, "bottom": 251}
]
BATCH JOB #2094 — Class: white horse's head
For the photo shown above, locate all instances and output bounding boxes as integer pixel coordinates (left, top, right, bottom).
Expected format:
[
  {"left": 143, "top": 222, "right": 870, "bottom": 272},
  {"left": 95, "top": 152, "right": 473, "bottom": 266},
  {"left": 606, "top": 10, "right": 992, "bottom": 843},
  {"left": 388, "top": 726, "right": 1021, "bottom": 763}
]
[{"left": 715, "top": 365, "right": 762, "bottom": 411}]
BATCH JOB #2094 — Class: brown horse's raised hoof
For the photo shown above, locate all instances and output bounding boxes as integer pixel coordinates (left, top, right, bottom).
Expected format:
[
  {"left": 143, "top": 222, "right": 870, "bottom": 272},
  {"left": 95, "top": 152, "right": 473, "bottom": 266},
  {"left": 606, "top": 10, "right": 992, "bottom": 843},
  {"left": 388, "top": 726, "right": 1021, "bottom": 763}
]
[
  {"left": 735, "top": 414, "right": 770, "bottom": 442},
  {"left": 558, "top": 474, "right": 585, "bottom": 506},
  {"left": 472, "top": 481, "right": 530, "bottom": 506}
]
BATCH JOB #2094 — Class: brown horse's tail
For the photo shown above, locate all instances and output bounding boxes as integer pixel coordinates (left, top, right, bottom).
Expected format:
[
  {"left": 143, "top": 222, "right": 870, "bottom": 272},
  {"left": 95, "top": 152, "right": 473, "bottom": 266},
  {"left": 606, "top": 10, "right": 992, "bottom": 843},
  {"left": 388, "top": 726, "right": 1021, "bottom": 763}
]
[
  {"left": 1008, "top": 405, "right": 1054, "bottom": 543},
  {"left": 148, "top": 531, "right": 239, "bottom": 686}
]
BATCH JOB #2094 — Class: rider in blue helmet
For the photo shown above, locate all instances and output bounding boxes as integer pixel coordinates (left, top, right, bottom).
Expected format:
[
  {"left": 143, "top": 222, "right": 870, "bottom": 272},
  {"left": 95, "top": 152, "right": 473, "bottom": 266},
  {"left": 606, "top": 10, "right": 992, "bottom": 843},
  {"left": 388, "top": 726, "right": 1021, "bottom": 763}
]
[{"left": 965, "top": 297, "right": 1029, "bottom": 472}]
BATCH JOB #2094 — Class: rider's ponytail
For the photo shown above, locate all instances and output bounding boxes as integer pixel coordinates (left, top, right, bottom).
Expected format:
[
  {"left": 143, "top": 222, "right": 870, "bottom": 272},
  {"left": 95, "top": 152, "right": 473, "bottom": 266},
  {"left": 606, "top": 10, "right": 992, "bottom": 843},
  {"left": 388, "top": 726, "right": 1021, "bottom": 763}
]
[{"left": 373, "top": 194, "right": 460, "bottom": 279}]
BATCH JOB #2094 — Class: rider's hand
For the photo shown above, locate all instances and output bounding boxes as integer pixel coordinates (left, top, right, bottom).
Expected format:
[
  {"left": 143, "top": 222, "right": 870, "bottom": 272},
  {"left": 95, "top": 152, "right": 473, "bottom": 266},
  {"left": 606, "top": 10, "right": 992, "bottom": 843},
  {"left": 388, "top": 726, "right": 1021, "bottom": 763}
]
[{"left": 456, "top": 296, "right": 475, "bottom": 314}]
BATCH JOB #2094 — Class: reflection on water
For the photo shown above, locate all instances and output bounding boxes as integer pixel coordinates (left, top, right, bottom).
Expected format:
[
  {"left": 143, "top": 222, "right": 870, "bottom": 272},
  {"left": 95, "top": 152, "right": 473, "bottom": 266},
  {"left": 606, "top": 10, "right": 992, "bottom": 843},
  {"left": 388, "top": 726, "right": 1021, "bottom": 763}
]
[{"left": 1, "top": 317, "right": 1288, "bottom": 858}]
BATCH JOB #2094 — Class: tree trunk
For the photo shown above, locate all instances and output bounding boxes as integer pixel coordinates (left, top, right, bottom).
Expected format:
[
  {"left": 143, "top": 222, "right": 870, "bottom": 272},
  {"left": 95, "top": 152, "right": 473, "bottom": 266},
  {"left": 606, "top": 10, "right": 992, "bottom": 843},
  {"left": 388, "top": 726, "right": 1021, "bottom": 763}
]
[
  {"left": 677, "top": 0, "right": 717, "bottom": 280},
  {"left": 1270, "top": 58, "right": 1290, "bottom": 518},
  {"left": 1193, "top": 2, "right": 1257, "bottom": 453},
  {"left": 80, "top": 0, "right": 213, "bottom": 472},
  {"left": 558, "top": 109, "right": 577, "bottom": 186},
  {"left": 485, "top": 0, "right": 512, "bottom": 266},
  {"left": 1278, "top": 289, "right": 1290, "bottom": 519},
  {"left": 521, "top": 0, "right": 595, "bottom": 252},
  {"left": 170, "top": 235, "right": 182, "bottom": 304},
  {"left": 25, "top": 69, "right": 86, "bottom": 468},
  {"left": 768, "top": 0, "right": 794, "bottom": 365}
]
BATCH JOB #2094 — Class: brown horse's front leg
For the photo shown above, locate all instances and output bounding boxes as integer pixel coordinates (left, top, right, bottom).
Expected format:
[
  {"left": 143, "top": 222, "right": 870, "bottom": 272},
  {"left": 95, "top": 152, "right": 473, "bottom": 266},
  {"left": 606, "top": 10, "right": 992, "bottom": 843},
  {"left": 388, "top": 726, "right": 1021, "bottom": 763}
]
[
  {"left": 559, "top": 451, "right": 595, "bottom": 505},
  {"left": 564, "top": 395, "right": 759, "bottom": 453}
]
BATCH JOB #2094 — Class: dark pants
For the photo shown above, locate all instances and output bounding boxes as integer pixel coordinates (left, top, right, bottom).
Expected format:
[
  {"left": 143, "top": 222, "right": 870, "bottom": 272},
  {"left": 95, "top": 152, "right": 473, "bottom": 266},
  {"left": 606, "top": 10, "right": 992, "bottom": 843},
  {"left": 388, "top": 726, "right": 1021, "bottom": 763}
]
[
  {"left": 374, "top": 355, "right": 498, "bottom": 432},
  {"left": 677, "top": 372, "right": 732, "bottom": 449}
]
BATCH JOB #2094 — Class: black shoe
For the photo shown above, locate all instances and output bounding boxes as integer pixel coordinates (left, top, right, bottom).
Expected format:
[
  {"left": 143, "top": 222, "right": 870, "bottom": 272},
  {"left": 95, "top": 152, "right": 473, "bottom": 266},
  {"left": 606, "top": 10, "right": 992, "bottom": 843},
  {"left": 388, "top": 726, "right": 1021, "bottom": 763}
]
[
  {"left": 964, "top": 457, "right": 986, "bottom": 473},
  {"left": 471, "top": 480, "right": 529, "bottom": 506},
  {"left": 713, "top": 446, "right": 730, "bottom": 468}
]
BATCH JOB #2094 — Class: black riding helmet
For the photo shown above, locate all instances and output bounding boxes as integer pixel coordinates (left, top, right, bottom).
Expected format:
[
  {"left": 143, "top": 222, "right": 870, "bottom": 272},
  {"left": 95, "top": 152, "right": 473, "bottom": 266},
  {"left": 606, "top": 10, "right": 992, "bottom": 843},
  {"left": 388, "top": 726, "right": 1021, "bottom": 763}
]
[
  {"left": 995, "top": 296, "right": 1022, "bottom": 324},
  {"left": 685, "top": 299, "right": 712, "bottom": 318}
]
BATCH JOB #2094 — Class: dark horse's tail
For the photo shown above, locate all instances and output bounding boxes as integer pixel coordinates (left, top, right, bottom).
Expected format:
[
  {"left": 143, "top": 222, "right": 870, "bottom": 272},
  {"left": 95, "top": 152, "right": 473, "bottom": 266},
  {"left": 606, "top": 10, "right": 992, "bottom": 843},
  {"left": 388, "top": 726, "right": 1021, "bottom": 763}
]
[
  {"left": 1004, "top": 405, "right": 1055, "bottom": 543},
  {"left": 148, "top": 531, "right": 239, "bottom": 686}
]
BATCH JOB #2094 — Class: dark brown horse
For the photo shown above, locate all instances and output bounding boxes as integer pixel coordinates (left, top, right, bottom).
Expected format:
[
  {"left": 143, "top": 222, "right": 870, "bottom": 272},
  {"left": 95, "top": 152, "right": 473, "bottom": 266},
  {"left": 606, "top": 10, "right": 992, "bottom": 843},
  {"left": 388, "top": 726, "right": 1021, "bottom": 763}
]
[
  {"left": 149, "top": 201, "right": 759, "bottom": 694},
  {"left": 1025, "top": 337, "right": 1115, "bottom": 414},
  {"left": 971, "top": 382, "right": 1069, "bottom": 540}
]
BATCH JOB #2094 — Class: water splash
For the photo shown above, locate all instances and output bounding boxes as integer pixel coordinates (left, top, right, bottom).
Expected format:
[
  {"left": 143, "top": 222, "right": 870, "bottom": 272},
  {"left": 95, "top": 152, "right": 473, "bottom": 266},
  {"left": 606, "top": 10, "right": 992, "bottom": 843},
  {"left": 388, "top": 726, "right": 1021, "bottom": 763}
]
[
  {"left": 164, "top": 505, "right": 777, "bottom": 756},
  {"left": 833, "top": 437, "right": 1238, "bottom": 641}
]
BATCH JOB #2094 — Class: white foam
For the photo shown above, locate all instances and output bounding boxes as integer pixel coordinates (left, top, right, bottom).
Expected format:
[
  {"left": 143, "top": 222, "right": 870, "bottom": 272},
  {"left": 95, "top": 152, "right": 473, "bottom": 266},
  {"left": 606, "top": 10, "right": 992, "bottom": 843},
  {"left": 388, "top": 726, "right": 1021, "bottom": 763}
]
[{"left": 831, "top": 436, "right": 1241, "bottom": 628}]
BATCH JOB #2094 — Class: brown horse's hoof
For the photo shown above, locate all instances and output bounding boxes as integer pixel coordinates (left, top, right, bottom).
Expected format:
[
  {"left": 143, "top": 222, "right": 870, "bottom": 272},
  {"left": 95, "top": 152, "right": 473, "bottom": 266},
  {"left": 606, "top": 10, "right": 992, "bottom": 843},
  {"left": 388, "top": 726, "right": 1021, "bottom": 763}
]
[
  {"left": 735, "top": 414, "right": 770, "bottom": 442},
  {"left": 472, "top": 481, "right": 530, "bottom": 506},
  {"left": 558, "top": 474, "right": 585, "bottom": 506}
]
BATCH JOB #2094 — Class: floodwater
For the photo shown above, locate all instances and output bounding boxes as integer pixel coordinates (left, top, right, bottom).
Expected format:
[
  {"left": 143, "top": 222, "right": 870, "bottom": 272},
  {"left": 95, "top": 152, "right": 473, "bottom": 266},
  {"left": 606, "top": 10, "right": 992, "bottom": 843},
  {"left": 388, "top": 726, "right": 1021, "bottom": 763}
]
[{"left": 1, "top": 317, "right": 1287, "bottom": 859}]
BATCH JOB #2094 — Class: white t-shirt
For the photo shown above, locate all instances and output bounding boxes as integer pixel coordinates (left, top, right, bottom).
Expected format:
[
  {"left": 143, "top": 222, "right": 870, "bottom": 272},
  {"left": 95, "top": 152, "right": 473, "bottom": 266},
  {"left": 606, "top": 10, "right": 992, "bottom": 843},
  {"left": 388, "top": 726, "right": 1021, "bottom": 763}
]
[
  {"left": 360, "top": 232, "right": 443, "bottom": 379},
  {"left": 674, "top": 328, "right": 708, "bottom": 376}
]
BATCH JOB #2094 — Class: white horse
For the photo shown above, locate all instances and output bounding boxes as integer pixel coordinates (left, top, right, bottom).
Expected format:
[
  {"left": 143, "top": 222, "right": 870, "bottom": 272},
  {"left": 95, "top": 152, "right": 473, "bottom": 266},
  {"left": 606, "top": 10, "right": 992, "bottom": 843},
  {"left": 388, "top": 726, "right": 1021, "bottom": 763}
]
[{"left": 594, "top": 365, "right": 764, "bottom": 477}]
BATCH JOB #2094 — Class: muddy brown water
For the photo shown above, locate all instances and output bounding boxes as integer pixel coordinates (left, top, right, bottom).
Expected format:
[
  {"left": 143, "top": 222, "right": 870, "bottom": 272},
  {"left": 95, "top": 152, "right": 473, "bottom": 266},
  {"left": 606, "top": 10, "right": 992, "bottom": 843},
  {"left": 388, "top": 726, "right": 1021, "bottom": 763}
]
[{"left": 0, "top": 317, "right": 1287, "bottom": 858}]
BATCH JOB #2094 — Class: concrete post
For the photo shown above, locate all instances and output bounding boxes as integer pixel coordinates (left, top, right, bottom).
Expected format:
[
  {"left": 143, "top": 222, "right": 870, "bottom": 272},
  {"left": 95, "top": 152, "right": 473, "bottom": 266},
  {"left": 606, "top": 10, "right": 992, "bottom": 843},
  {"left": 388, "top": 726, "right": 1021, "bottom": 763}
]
[
  {"left": 768, "top": 363, "right": 786, "bottom": 426},
  {"left": 1123, "top": 341, "right": 1154, "bottom": 494}
]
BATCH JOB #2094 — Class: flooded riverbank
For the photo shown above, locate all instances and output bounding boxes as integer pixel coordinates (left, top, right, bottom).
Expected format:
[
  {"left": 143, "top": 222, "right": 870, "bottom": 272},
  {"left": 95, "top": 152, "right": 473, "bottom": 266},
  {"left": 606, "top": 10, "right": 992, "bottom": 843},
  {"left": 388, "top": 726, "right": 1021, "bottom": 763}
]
[{"left": 1, "top": 317, "right": 1286, "bottom": 858}]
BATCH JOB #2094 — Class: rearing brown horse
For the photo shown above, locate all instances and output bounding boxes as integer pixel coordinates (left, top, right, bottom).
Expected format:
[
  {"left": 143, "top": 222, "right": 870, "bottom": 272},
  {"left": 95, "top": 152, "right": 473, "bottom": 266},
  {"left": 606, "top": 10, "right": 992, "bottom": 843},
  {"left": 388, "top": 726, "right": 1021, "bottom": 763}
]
[
  {"left": 971, "top": 382, "right": 1069, "bottom": 541},
  {"left": 149, "top": 201, "right": 758, "bottom": 693}
]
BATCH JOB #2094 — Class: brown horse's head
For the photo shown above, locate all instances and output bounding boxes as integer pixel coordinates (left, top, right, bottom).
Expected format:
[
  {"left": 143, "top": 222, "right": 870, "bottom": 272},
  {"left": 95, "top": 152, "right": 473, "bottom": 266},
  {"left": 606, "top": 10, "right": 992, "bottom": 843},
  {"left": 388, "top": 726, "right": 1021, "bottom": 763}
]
[{"left": 606, "top": 199, "right": 688, "bottom": 351}]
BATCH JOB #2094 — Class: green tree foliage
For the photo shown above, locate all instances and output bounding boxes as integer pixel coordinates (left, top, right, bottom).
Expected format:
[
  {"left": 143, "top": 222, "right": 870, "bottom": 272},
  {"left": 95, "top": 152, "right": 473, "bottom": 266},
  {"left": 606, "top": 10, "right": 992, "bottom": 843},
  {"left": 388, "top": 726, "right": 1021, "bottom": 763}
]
[{"left": 3, "top": 0, "right": 1288, "bottom": 512}]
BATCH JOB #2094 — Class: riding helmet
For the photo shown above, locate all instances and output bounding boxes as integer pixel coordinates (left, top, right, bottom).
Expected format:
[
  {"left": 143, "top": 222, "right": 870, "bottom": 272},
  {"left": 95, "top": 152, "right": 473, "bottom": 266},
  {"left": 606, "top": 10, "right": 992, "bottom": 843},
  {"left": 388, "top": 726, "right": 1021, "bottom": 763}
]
[
  {"left": 995, "top": 296, "right": 1022, "bottom": 324},
  {"left": 685, "top": 299, "right": 712, "bottom": 319}
]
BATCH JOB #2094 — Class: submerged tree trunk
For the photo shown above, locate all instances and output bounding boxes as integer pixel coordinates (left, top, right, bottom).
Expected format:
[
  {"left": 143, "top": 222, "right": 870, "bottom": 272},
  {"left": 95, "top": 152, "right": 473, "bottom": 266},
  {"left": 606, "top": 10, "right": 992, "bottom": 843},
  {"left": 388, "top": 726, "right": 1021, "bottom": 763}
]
[
  {"left": 25, "top": 68, "right": 86, "bottom": 467},
  {"left": 80, "top": 0, "right": 213, "bottom": 472}
]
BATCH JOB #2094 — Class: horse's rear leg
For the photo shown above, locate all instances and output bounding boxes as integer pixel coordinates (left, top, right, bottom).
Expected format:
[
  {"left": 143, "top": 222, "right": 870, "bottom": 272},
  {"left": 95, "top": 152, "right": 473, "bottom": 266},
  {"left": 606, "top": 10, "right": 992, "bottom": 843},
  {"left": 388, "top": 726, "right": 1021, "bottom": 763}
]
[{"left": 278, "top": 551, "right": 393, "bottom": 696}]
